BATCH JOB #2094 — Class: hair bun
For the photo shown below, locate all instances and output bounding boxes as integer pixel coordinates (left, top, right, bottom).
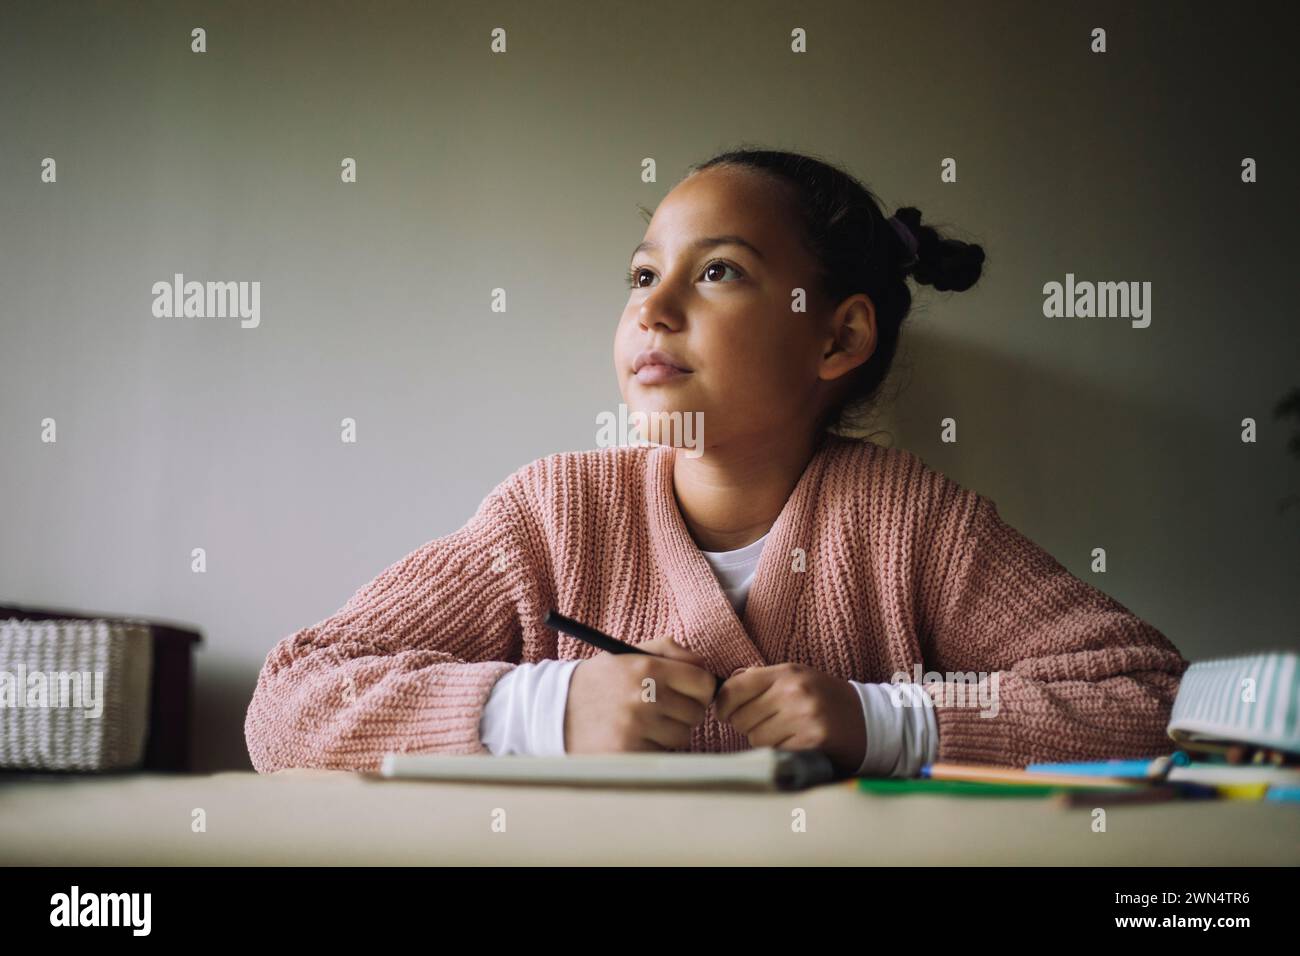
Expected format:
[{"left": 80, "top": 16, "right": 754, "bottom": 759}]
[{"left": 892, "top": 206, "right": 985, "bottom": 292}]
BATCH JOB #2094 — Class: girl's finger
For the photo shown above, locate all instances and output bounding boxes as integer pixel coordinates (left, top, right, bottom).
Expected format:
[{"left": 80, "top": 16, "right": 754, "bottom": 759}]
[{"left": 725, "top": 684, "right": 782, "bottom": 735}]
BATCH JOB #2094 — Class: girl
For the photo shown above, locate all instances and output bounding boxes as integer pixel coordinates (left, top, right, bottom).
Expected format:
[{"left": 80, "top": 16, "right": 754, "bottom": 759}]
[{"left": 245, "top": 148, "right": 1189, "bottom": 778}]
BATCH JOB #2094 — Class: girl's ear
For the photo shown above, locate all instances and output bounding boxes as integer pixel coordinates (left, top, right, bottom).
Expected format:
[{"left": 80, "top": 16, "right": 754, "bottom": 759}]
[{"left": 819, "top": 294, "right": 877, "bottom": 383}]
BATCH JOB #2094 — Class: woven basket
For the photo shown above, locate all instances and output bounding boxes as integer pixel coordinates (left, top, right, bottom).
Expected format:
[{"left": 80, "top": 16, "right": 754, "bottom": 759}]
[{"left": 0, "top": 617, "right": 153, "bottom": 770}]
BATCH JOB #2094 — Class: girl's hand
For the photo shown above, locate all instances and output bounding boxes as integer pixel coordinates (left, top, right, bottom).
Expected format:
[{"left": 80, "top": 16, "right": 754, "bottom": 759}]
[
  {"left": 715, "top": 662, "right": 867, "bottom": 776},
  {"left": 564, "top": 635, "right": 716, "bottom": 754}
]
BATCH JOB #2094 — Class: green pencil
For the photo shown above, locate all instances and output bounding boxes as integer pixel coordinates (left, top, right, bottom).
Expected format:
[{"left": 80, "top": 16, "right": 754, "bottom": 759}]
[{"left": 855, "top": 778, "right": 1070, "bottom": 798}]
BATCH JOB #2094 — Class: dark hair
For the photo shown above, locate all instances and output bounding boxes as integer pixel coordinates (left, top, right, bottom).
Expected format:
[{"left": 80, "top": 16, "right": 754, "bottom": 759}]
[{"left": 684, "top": 147, "right": 986, "bottom": 436}]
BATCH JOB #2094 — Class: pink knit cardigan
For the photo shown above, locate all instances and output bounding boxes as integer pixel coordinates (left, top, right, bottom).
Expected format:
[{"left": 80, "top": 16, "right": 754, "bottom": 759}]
[{"left": 244, "top": 434, "right": 1189, "bottom": 773}]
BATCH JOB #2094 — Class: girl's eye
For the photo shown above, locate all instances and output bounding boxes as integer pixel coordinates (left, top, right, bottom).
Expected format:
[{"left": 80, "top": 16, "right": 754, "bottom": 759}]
[
  {"left": 627, "top": 266, "right": 654, "bottom": 289},
  {"left": 625, "top": 259, "right": 743, "bottom": 289},
  {"left": 701, "top": 260, "right": 743, "bottom": 283}
]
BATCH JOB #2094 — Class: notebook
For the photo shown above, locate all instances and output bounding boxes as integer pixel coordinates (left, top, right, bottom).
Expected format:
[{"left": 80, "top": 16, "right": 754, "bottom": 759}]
[
  {"left": 378, "top": 747, "right": 838, "bottom": 791},
  {"left": 1167, "top": 651, "right": 1300, "bottom": 755}
]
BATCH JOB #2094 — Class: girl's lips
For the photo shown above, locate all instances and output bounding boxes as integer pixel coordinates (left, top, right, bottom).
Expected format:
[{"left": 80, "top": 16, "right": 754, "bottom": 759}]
[{"left": 634, "top": 364, "right": 691, "bottom": 385}]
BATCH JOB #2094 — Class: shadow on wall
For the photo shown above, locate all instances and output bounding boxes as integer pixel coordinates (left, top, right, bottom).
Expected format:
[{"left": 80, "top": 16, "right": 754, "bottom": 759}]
[
  {"left": 1273, "top": 386, "right": 1300, "bottom": 515},
  {"left": 857, "top": 324, "right": 1289, "bottom": 543},
  {"left": 192, "top": 660, "right": 261, "bottom": 773}
]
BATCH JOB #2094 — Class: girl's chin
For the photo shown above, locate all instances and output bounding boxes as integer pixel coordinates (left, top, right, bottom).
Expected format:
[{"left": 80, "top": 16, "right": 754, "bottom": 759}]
[
  {"left": 623, "top": 383, "right": 699, "bottom": 409},
  {"left": 624, "top": 399, "right": 702, "bottom": 417}
]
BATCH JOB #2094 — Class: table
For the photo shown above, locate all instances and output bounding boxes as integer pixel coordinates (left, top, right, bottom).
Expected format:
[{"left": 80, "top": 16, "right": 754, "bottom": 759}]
[{"left": 1, "top": 769, "right": 1296, "bottom": 865}]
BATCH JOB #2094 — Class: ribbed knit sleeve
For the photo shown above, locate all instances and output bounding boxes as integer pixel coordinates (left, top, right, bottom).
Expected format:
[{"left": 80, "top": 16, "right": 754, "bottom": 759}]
[
  {"left": 919, "top": 485, "right": 1190, "bottom": 768},
  {"left": 244, "top": 487, "right": 544, "bottom": 773}
]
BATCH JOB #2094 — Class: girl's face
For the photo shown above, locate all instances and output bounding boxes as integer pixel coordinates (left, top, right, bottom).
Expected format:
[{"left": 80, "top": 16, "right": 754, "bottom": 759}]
[{"left": 614, "top": 165, "right": 842, "bottom": 451}]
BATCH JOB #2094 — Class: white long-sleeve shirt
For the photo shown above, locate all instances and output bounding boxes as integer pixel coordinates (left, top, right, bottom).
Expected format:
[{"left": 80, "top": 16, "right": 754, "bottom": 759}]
[{"left": 479, "top": 530, "right": 938, "bottom": 776}]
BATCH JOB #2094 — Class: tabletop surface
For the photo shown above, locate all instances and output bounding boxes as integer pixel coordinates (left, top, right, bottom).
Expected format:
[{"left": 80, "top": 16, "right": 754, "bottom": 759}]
[{"left": 1, "top": 769, "right": 1297, "bottom": 865}]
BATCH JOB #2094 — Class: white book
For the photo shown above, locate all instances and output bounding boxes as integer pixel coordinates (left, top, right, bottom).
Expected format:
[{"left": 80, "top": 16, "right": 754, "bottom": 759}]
[
  {"left": 1168, "top": 652, "right": 1300, "bottom": 755},
  {"left": 1166, "top": 763, "right": 1300, "bottom": 787},
  {"left": 378, "top": 747, "right": 838, "bottom": 791}
]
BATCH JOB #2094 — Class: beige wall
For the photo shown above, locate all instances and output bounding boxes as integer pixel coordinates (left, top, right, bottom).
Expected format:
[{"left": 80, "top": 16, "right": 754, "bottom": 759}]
[{"left": 1, "top": 0, "right": 1296, "bottom": 770}]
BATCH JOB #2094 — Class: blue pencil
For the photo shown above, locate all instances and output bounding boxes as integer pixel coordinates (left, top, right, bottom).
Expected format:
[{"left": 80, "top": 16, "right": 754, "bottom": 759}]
[{"left": 1025, "top": 752, "right": 1190, "bottom": 779}]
